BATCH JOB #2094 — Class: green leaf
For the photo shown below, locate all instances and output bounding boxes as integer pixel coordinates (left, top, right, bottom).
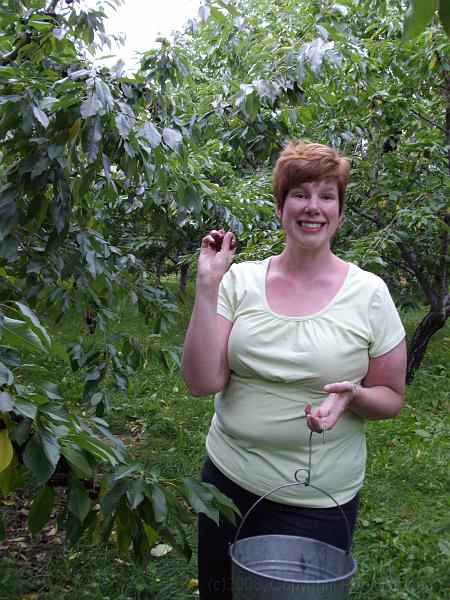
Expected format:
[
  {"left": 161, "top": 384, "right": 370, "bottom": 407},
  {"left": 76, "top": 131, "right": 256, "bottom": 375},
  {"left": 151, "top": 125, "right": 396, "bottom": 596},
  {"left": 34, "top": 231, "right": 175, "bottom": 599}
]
[
  {"left": 14, "top": 398, "right": 37, "bottom": 419},
  {"left": 126, "top": 476, "right": 145, "bottom": 510},
  {"left": 0, "top": 454, "right": 26, "bottom": 496},
  {"left": 80, "top": 93, "right": 101, "bottom": 119},
  {"left": 202, "top": 482, "right": 241, "bottom": 525},
  {"left": 66, "top": 433, "right": 119, "bottom": 464},
  {"left": 162, "top": 127, "right": 182, "bottom": 150},
  {"left": 147, "top": 483, "right": 167, "bottom": 524},
  {"left": 0, "top": 362, "right": 13, "bottom": 386},
  {"left": 143, "top": 522, "right": 159, "bottom": 548},
  {"left": 67, "top": 471, "right": 91, "bottom": 522},
  {"left": 116, "top": 499, "right": 133, "bottom": 555},
  {"left": 2, "top": 317, "right": 46, "bottom": 354},
  {"left": 39, "top": 383, "right": 63, "bottom": 401},
  {"left": 95, "top": 79, "right": 114, "bottom": 111},
  {"left": 0, "top": 429, "right": 13, "bottom": 473},
  {"left": 23, "top": 433, "right": 55, "bottom": 483},
  {"left": 182, "top": 477, "right": 219, "bottom": 525},
  {"left": 109, "top": 461, "right": 139, "bottom": 482},
  {"left": 12, "top": 418, "right": 31, "bottom": 446},
  {"left": 141, "top": 121, "right": 161, "bottom": 148},
  {"left": 32, "top": 105, "right": 49, "bottom": 129},
  {"left": 115, "top": 112, "right": 133, "bottom": 139},
  {"left": 0, "top": 391, "right": 13, "bottom": 411},
  {"left": 40, "top": 429, "right": 60, "bottom": 469},
  {"left": 439, "top": 0, "right": 450, "bottom": 36},
  {"left": 101, "top": 478, "right": 129, "bottom": 516},
  {"left": 31, "top": 157, "right": 50, "bottom": 180},
  {"left": 61, "top": 446, "right": 92, "bottom": 478},
  {"left": 403, "top": 0, "right": 438, "bottom": 40},
  {"left": 28, "top": 485, "right": 55, "bottom": 534},
  {"left": 14, "top": 302, "right": 51, "bottom": 349},
  {"left": 210, "top": 6, "right": 228, "bottom": 25}
]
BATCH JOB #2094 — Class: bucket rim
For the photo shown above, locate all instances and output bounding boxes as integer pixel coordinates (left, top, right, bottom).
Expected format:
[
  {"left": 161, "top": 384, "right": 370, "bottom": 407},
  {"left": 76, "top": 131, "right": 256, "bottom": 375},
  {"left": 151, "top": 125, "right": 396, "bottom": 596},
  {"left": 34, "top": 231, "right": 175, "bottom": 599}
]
[{"left": 229, "top": 534, "right": 357, "bottom": 585}]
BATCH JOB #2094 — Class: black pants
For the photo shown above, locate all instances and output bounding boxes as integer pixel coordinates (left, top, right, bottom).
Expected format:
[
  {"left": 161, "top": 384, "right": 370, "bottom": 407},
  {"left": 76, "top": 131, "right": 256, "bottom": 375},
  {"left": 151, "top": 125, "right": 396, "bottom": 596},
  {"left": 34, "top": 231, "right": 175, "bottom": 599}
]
[{"left": 198, "top": 456, "right": 359, "bottom": 600}]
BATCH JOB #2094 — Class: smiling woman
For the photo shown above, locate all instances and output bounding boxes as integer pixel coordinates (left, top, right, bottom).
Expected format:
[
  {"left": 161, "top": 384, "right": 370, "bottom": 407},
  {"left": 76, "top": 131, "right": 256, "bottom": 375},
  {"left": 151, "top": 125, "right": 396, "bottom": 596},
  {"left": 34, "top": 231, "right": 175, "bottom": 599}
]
[
  {"left": 181, "top": 140, "right": 407, "bottom": 599},
  {"left": 276, "top": 179, "right": 341, "bottom": 252}
]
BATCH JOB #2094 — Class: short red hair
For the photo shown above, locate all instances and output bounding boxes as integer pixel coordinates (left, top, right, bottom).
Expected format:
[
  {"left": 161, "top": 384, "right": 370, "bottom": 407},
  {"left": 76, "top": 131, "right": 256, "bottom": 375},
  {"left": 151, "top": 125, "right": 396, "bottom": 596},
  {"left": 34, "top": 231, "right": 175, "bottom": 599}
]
[{"left": 273, "top": 141, "right": 351, "bottom": 215}]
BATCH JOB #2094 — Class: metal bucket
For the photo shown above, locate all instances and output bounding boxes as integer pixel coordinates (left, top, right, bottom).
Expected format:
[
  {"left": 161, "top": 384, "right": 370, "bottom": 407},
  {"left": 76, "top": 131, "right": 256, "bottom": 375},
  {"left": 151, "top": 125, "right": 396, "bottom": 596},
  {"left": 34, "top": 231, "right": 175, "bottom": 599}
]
[
  {"left": 231, "top": 534, "right": 356, "bottom": 599},
  {"left": 229, "top": 479, "right": 356, "bottom": 599}
]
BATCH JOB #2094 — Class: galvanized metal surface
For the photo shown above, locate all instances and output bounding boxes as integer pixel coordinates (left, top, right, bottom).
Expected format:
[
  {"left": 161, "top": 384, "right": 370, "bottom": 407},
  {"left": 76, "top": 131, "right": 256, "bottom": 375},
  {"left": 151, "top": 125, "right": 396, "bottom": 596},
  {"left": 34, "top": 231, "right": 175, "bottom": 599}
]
[{"left": 230, "top": 534, "right": 356, "bottom": 600}]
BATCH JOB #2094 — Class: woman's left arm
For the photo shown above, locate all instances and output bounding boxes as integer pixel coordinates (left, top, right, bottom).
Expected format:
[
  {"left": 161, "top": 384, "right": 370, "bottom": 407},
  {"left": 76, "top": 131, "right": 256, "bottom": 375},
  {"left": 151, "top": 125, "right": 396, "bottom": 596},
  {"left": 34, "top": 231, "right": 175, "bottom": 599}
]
[{"left": 305, "top": 338, "right": 407, "bottom": 432}]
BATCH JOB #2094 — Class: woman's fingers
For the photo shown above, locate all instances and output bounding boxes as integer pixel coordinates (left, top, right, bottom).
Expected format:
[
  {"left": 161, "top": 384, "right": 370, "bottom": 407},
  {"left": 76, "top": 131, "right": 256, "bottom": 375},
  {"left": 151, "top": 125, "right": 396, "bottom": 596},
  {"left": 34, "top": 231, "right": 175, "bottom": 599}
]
[
  {"left": 200, "top": 229, "right": 236, "bottom": 253},
  {"left": 201, "top": 234, "right": 217, "bottom": 249},
  {"left": 323, "top": 381, "right": 353, "bottom": 394},
  {"left": 221, "top": 231, "right": 237, "bottom": 252},
  {"left": 305, "top": 403, "right": 330, "bottom": 432}
]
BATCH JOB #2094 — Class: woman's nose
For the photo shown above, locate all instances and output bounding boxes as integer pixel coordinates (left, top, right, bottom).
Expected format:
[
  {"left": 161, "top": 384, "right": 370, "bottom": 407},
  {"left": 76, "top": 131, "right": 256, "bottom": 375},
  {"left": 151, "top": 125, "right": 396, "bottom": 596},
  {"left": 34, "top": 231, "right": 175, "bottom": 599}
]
[{"left": 305, "top": 194, "right": 320, "bottom": 210}]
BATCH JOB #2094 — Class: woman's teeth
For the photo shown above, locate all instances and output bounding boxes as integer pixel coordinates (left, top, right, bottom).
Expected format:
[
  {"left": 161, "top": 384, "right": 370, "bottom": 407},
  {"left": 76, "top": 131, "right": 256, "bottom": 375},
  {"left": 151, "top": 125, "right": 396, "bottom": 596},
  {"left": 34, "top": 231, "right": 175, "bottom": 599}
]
[{"left": 299, "top": 222, "right": 323, "bottom": 229}]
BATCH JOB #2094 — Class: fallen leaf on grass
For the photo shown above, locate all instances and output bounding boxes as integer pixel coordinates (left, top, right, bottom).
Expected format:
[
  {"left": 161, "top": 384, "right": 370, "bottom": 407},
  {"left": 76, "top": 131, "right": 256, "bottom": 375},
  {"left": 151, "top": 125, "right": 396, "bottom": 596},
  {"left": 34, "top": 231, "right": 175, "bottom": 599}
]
[
  {"left": 187, "top": 578, "right": 198, "bottom": 589},
  {"left": 20, "top": 594, "right": 40, "bottom": 600},
  {"left": 150, "top": 543, "right": 172, "bottom": 557},
  {"left": 114, "top": 558, "right": 131, "bottom": 566},
  {"left": 2, "top": 498, "right": 16, "bottom": 506},
  {"left": 35, "top": 553, "right": 47, "bottom": 562}
]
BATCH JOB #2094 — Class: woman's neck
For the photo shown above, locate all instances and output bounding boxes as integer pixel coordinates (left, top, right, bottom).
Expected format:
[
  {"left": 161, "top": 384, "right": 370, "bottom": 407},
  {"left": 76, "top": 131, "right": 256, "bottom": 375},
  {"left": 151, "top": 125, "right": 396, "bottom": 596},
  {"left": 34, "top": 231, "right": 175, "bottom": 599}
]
[{"left": 273, "top": 246, "right": 342, "bottom": 279}]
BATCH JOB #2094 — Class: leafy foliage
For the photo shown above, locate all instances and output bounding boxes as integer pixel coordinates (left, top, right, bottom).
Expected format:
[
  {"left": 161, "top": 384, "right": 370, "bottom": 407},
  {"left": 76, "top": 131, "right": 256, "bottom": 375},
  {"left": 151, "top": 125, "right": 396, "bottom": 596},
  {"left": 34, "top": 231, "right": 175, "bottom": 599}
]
[{"left": 0, "top": 0, "right": 448, "bottom": 563}]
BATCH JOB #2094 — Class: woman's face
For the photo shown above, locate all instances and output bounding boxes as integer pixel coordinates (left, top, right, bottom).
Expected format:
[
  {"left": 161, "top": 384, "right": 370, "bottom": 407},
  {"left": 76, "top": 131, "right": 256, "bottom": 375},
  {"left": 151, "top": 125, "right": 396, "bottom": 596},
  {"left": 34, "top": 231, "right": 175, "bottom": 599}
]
[{"left": 276, "top": 179, "right": 341, "bottom": 252}]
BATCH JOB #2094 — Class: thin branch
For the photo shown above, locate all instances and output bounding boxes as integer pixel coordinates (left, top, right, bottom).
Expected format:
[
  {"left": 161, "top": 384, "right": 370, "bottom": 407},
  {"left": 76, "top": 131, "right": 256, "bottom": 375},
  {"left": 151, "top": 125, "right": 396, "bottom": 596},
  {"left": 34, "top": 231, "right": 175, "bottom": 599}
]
[
  {"left": 15, "top": 236, "right": 33, "bottom": 259},
  {"left": 409, "top": 109, "right": 446, "bottom": 133},
  {"left": 346, "top": 202, "right": 383, "bottom": 227},
  {"left": 383, "top": 256, "right": 416, "bottom": 277},
  {"left": 398, "top": 242, "right": 436, "bottom": 306}
]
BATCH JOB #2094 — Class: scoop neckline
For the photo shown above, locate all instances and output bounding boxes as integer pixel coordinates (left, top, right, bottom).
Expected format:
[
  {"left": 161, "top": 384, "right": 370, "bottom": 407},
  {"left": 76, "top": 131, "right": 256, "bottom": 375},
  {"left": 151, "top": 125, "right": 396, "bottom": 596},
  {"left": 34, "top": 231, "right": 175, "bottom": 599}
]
[{"left": 261, "top": 256, "right": 354, "bottom": 321}]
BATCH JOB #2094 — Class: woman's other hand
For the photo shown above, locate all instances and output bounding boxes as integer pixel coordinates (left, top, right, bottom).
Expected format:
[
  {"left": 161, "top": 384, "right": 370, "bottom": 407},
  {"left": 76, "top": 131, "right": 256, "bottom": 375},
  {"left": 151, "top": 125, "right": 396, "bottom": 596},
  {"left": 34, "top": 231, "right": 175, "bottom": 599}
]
[
  {"left": 304, "top": 381, "right": 356, "bottom": 433},
  {"left": 198, "top": 229, "right": 237, "bottom": 284}
]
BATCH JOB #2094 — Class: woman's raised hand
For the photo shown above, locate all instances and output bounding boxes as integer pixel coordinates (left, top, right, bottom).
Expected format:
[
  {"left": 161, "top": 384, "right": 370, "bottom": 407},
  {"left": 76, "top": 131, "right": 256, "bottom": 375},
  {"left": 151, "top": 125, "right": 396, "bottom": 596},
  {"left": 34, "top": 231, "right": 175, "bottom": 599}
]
[{"left": 197, "top": 229, "right": 237, "bottom": 284}]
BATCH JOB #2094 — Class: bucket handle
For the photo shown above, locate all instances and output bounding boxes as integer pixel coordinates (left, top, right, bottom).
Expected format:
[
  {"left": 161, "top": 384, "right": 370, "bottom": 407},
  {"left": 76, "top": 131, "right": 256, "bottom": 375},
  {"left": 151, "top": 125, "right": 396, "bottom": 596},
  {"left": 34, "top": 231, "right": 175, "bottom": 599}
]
[{"left": 230, "top": 432, "right": 353, "bottom": 556}]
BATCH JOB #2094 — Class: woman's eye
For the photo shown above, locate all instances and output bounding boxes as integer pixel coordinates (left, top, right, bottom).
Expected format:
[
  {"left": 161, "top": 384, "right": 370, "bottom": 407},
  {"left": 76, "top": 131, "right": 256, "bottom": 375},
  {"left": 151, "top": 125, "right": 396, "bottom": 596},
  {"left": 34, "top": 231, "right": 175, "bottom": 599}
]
[{"left": 322, "top": 195, "right": 335, "bottom": 201}]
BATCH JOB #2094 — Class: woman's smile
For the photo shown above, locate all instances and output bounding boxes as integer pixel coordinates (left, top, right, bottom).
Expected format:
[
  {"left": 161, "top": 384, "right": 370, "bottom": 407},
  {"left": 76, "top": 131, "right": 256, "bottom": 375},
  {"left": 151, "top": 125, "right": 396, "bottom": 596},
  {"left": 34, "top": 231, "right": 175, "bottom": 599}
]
[{"left": 297, "top": 220, "right": 326, "bottom": 231}]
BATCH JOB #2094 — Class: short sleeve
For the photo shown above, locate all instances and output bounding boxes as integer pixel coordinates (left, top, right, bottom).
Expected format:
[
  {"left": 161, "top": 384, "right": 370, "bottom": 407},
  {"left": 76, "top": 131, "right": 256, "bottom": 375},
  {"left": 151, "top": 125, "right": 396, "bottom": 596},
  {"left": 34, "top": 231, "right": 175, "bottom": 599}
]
[
  {"left": 217, "top": 265, "right": 237, "bottom": 321},
  {"left": 368, "top": 280, "right": 406, "bottom": 357}
]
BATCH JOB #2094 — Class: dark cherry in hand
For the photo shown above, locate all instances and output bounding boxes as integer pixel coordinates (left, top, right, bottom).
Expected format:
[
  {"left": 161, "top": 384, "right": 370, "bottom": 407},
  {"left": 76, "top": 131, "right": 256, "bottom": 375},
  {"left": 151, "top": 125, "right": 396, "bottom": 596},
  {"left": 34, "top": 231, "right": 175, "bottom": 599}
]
[{"left": 211, "top": 228, "right": 237, "bottom": 251}]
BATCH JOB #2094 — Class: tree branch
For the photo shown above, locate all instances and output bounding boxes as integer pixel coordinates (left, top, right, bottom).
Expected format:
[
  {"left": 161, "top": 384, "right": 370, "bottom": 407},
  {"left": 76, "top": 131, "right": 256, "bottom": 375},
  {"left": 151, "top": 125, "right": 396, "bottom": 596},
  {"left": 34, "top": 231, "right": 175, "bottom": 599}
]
[
  {"left": 0, "top": 1, "right": 60, "bottom": 66},
  {"left": 346, "top": 202, "right": 383, "bottom": 227},
  {"left": 409, "top": 109, "right": 446, "bottom": 133},
  {"left": 398, "top": 242, "right": 436, "bottom": 306},
  {"left": 384, "top": 256, "right": 416, "bottom": 277}
]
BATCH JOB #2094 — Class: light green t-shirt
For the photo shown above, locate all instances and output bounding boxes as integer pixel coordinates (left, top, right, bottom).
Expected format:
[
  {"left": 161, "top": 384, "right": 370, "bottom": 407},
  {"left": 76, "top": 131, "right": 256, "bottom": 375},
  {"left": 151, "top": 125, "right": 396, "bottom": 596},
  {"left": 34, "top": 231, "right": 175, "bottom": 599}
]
[{"left": 205, "top": 257, "right": 405, "bottom": 508}]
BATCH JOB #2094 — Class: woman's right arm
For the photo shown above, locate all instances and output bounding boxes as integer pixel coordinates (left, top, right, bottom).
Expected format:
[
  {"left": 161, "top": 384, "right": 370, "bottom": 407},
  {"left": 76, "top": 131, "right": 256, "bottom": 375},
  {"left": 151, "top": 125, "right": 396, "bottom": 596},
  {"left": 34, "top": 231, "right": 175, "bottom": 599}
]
[{"left": 181, "top": 231, "right": 236, "bottom": 397}]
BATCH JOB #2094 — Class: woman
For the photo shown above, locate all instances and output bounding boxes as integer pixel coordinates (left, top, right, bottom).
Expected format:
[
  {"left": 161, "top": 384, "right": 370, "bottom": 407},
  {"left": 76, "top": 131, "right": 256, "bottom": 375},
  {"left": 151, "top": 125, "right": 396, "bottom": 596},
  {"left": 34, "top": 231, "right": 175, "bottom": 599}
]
[{"left": 181, "top": 141, "right": 407, "bottom": 600}]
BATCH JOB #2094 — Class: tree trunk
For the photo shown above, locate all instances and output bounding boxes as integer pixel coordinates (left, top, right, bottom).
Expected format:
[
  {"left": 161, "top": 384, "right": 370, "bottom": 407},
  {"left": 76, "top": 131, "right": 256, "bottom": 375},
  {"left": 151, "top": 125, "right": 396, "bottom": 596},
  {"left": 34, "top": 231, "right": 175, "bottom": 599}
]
[
  {"left": 179, "top": 263, "right": 189, "bottom": 294},
  {"left": 155, "top": 255, "right": 164, "bottom": 285},
  {"left": 406, "top": 309, "right": 447, "bottom": 384}
]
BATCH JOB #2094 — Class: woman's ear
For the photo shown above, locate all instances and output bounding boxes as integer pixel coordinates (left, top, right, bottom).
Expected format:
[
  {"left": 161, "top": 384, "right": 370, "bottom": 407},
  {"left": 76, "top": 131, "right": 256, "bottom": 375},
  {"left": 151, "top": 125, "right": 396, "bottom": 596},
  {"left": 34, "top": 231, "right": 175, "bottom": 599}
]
[{"left": 276, "top": 204, "right": 282, "bottom": 220}]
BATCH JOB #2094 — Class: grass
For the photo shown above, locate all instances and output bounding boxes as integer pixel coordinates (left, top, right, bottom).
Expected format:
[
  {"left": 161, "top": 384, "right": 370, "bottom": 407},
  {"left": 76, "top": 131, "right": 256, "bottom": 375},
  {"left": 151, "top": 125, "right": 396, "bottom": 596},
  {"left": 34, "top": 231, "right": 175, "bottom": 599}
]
[{"left": 0, "top": 278, "right": 449, "bottom": 599}]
